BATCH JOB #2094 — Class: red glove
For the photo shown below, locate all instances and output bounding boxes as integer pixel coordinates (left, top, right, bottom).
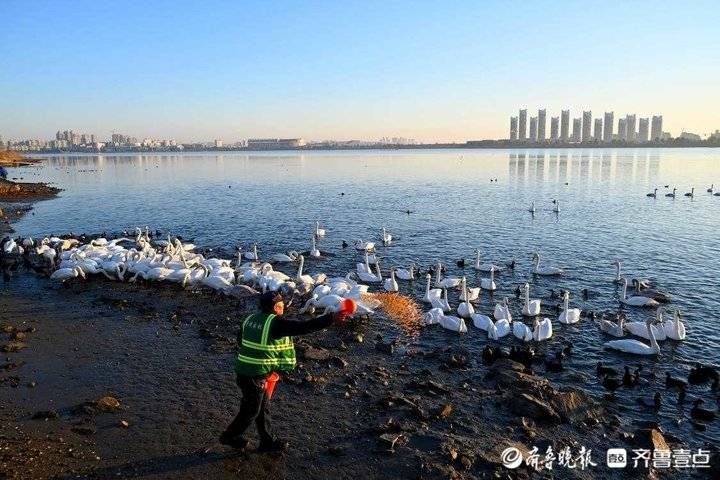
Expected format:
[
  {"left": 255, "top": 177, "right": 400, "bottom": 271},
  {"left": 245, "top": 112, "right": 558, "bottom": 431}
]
[{"left": 333, "top": 299, "right": 356, "bottom": 324}]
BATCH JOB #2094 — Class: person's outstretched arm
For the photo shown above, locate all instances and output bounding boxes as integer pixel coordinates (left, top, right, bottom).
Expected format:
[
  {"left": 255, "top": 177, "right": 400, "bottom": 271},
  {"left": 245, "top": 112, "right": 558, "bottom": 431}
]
[{"left": 269, "top": 314, "right": 336, "bottom": 339}]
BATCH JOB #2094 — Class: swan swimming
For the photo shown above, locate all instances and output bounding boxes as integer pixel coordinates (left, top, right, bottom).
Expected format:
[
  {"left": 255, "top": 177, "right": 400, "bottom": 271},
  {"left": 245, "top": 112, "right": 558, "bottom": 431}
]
[
  {"left": 522, "top": 283, "right": 541, "bottom": 316},
  {"left": 663, "top": 310, "right": 686, "bottom": 341},
  {"left": 599, "top": 314, "right": 625, "bottom": 337},
  {"left": 395, "top": 263, "right": 415, "bottom": 281},
  {"left": 383, "top": 268, "right": 399, "bottom": 292},
  {"left": 532, "top": 252, "right": 563, "bottom": 276},
  {"left": 604, "top": 319, "right": 660, "bottom": 355},
  {"left": 310, "top": 236, "right": 321, "bottom": 258},
  {"left": 558, "top": 291, "right": 581, "bottom": 324},
  {"left": 513, "top": 319, "right": 533, "bottom": 342},
  {"left": 493, "top": 298, "right": 511, "bottom": 321},
  {"left": 458, "top": 276, "right": 480, "bottom": 302},
  {"left": 423, "top": 273, "right": 442, "bottom": 303},
  {"left": 456, "top": 277, "right": 475, "bottom": 318},
  {"left": 430, "top": 287, "right": 451, "bottom": 313},
  {"left": 625, "top": 309, "right": 667, "bottom": 340},
  {"left": 620, "top": 278, "right": 659, "bottom": 307},
  {"left": 434, "top": 262, "right": 461, "bottom": 288},
  {"left": 473, "top": 249, "right": 502, "bottom": 272},
  {"left": 381, "top": 227, "right": 392, "bottom": 245},
  {"left": 315, "top": 221, "right": 326, "bottom": 238},
  {"left": 471, "top": 312, "right": 492, "bottom": 331},
  {"left": 533, "top": 317, "right": 553, "bottom": 341},
  {"left": 488, "top": 317, "right": 511, "bottom": 339},
  {"left": 480, "top": 266, "right": 497, "bottom": 291}
]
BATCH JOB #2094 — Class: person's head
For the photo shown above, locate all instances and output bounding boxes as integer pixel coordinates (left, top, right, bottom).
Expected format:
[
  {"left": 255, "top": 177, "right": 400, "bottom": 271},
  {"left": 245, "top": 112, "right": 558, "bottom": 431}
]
[{"left": 260, "top": 291, "right": 284, "bottom": 316}]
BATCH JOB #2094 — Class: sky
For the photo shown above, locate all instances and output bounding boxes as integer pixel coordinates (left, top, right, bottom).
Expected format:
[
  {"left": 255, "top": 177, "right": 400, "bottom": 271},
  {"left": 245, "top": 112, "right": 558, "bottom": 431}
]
[{"left": 1, "top": 0, "right": 719, "bottom": 143}]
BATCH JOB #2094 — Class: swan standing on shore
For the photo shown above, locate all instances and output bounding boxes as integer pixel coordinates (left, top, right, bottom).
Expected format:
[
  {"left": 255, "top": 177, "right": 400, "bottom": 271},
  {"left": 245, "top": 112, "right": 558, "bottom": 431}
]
[
  {"left": 295, "top": 255, "right": 315, "bottom": 286},
  {"left": 620, "top": 278, "right": 659, "bottom": 307},
  {"left": 532, "top": 252, "right": 563, "bottom": 276},
  {"left": 604, "top": 319, "right": 661, "bottom": 355},
  {"left": 522, "top": 283, "right": 541, "bottom": 316},
  {"left": 50, "top": 266, "right": 86, "bottom": 281},
  {"left": 558, "top": 291, "right": 581, "bottom": 324}
]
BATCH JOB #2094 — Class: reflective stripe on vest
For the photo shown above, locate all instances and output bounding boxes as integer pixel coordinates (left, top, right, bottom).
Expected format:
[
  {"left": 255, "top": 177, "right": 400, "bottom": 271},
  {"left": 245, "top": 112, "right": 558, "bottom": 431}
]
[{"left": 235, "top": 312, "right": 296, "bottom": 376}]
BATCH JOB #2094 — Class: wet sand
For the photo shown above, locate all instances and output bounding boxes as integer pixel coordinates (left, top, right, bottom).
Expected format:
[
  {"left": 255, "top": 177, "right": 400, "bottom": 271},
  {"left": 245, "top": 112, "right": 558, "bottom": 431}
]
[
  {"left": 3, "top": 273, "right": 713, "bottom": 479},
  {"left": 0, "top": 178, "right": 61, "bottom": 234}
]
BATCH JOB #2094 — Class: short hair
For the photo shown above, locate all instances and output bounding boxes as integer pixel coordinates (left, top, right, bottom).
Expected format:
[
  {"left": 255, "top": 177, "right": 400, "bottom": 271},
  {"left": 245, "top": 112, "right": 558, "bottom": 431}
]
[{"left": 259, "top": 291, "right": 283, "bottom": 312}]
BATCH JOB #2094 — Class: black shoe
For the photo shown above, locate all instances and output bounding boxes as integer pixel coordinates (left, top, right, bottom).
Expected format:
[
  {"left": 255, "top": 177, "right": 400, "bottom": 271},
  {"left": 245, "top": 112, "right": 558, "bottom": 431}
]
[
  {"left": 258, "top": 438, "right": 288, "bottom": 453},
  {"left": 219, "top": 433, "right": 249, "bottom": 450}
]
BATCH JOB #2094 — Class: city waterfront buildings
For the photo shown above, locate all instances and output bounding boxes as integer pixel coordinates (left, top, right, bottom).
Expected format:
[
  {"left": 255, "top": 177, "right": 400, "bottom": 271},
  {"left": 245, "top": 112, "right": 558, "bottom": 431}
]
[
  {"left": 638, "top": 118, "right": 649, "bottom": 143},
  {"left": 651, "top": 115, "right": 663, "bottom": 141},
  {"left": 529, "top": 116, "right": 538, "bottom": 142},
  {"left": 572, "top": 118, "right": 581, "bottom": 143},
  {"left": 626, "top": 114, "right": 637, "bottom": 142},
  {"left": 519, "top": 109, "right": 527, "bottom": 141},
  {"left": 582, "top": 111, "right": 592, "bottom": 142},
  {"left": 618, "top": 118, "right": 627, "bottom": 141},
  {"left": 510, "top": 116, "right": 518, "bottom": 140},
  {"left": 594, "top": 118, "right": 603, "bottom": 141},
  {"left": 603, "top": 112, "right": 614, "bottom": 142},
  {"left": 550, "top": 117, "right": 559, "bottom": 141},
  {"left": 537, "top": 109, "right": 546, "bottom": 141}
]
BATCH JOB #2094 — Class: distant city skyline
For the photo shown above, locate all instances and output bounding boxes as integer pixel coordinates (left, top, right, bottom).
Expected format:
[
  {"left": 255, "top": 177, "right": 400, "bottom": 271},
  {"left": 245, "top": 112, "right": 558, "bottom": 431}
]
[{"left": 1, "top": 1, "right": 719, "bottom": 142}]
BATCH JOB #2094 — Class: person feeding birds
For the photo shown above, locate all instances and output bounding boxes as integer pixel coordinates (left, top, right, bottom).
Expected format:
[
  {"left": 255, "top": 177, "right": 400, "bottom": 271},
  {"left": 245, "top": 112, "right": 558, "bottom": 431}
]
[{"left": 219, "top": 291, "right": 355, "bottom": 452}]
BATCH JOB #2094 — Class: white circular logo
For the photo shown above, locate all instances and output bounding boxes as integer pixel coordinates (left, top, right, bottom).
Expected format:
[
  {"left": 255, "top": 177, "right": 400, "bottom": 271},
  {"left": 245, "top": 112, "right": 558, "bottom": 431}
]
[{"left": 501, "top": 447, "right": 523, "bottom": 469}]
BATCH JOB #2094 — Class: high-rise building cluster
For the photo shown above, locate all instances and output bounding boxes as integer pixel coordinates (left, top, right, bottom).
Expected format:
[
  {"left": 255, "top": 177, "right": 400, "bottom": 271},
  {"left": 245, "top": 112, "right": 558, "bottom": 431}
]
[{"left": 509, "top": 109, "right": 671, "bottom": 143}]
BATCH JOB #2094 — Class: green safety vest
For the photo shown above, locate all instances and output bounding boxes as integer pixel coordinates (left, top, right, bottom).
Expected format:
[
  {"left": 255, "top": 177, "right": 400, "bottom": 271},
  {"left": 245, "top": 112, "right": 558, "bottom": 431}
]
[{"left": 234, "top": 312, "right": 297, "bottom": 376}]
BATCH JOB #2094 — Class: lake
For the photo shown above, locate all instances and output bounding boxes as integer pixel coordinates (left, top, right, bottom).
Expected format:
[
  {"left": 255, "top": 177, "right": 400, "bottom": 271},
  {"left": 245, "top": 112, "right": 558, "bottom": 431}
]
[{"left": 12, "top": 147, "right": 720, "bottom": 446}]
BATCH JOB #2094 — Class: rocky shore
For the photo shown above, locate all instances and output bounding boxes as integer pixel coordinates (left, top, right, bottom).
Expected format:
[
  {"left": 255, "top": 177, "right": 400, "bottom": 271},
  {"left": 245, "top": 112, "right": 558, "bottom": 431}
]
[
  {"left": 2, "top": 274, "right": 711, "bottom": 479},
  {"left": 0, "top": 171, "right": 61, "bottom": 233}
]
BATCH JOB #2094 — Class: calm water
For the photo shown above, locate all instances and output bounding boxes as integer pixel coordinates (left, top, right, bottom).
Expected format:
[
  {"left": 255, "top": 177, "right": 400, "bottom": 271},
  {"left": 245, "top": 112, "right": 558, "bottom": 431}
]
[{"left": 12, "top": 148, "right": 720, "bottom": 446}]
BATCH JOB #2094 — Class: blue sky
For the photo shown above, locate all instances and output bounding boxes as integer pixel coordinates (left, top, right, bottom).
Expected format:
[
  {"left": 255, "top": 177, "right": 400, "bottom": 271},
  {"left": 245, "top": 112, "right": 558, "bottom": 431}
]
[{"left": 1, "top": 0, "right": 718, "bottom": 142}]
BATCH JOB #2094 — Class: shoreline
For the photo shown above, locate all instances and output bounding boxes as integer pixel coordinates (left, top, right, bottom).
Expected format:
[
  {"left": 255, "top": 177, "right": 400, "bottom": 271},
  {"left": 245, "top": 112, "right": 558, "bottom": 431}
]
[{"left": 1, "top": 273, "right": 711, "bottom": 479}]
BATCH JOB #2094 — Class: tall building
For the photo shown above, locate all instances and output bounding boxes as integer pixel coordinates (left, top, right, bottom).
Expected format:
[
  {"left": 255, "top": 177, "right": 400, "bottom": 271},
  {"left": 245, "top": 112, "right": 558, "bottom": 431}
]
[
  {"left": 582, "top": 110, "right": 592, "bottom": 142},
  {"left": 537, "top": 109, "right": 546, "bottom": 141},
  {"left": 529, "top": 116, "right": 538, "bottom": 142},
  {"left": 638, "top": 118, "right": 649, "bottom": 143},
  {"left": 594, "top": 118, "right": 603, "bottom": 141},
  {"left": 550, "top": 117, "right": 559, "bottom": 141},
  {"left": 618, "top": 118, "right": 627, "bottom": 141},
  {"left": 572, "top": 118, "right": 582, "bottom": 143},
  {"left": 603, "top": 112, "right": 614, "bottom": 142},
  {"left": 519, "top": 109, "right": 527, "bottom": 141},
  {"left": 560, "top": 110, "right": 570, "bottom": 141},
  {"left": 510, "top": 116, "right": 518, "bottom": 140},
  {"left": 626, "top": 114, "right": 637, "bottom": 142},
  {"left": 651, "top": 115, "right": 663, "bottom": 141}
]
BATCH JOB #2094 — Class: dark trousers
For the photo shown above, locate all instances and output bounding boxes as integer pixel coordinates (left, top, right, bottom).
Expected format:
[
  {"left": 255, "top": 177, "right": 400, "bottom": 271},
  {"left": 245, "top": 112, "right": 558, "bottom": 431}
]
[{"left": 222, "top": 374, "right": 273, "bottom": 443}]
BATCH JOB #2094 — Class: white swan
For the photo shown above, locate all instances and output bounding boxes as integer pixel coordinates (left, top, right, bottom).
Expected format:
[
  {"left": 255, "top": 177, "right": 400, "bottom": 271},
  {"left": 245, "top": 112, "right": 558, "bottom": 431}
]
[
  {"left": 50, "top": 266, "right": 86, "bottom": 281},
  {"left": 522, "top": 283, "right": 541, "bottom": 316},
  {"left": 513, "top": 319, "right": 533, "bottom": 342},
  {"left": 383, "top": 268, "right": 399, "bottom": 292},
  {"left": 533, "top": 317, "right": 553, "bottom": 341},
  {"left": 488, "top": 317, "right": 511, "bottom": 339},
  {"left": 424, "top": 307, "right": 445, "bottom": 325},
  {"left": 604, "top": 319, "right": 660, "bottom": 355},
  {"left": 355, "top": 240, "right": 375, "bottom": 252},
  {"left": 356, "top": 251, "right": 372, "bottom": 275},
  {"left": 626, "top": 310, "right": 667, "bottom": 340},
  {"left": 381, "top": 227, "right": 393, "bottom": 245},
  {"left": 430, "top": 287, "right": 451, "bottom": 313},
  {"left": 270, "top": 251, "right": 298, "bottom": 263},
  {"left": 558, "top": 291, "right": 581, "bottom": 324},
  {"left": 244, "top": 244, "right": 259, "bottom": 261},
  {"left": 620, "top": 278, "right": 659, "bottom": 307},
  {"left": 457, "top": 278, "right": 475, "bottom": 318},
  {"left": 532, "top": 252, "right": 563, "bottom": 276},
  {"left": 423, "top": 273, "right": 442, "bottom": 303},
  {"left": 458, "top": 276, "right": 480, "bottom": 302},
  {"left": 599, "top": 314, "right": 625, "bottom": 337},
  {"left": 612, "top": 260, "right": 623, "bottom": 285},
  {"left": 395, "top": 263, "right": 415, "bottom": 281},
  {"left": 435, "top": 262, "right": 461, "bottom": 288},
  {"left": 438, "top": 314, "right": 467, "bottom": 333},
  {"left": 315, "top": 221, "right": 326, "bottom": 238},
  {"left": 295, "top": 255, "right": 315, "bottom": 285},
  {"left": 473, "top": 249, "right": 502, "bottom": 272},
  {"left": 663, "top": 310, "right": 686, "bottom": 341},
  {"left": 493, "top": 298, "right": 511, "bottom": 321},
  {"left": 471, "top": 312, "right": 492, "bottom": 331},
  {"left": 310, "top": 236, "right": 321, "bottom": 258},
  {"left": 356, "top": 260, "right": 382, "bottom": 283},
  {"left": 480, "top": 266, "right": 497, "bottom": 291}
]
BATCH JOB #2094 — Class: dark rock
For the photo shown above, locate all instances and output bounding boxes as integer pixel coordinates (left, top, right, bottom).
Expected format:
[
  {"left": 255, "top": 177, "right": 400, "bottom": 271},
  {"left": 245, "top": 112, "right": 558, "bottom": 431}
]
[
  {"left": 1, "top": 341, "right": 26, "bottom": 353},
  {"left": 32, "top": 410, "right": 59, "bottom": 420},
  {"left": 96, "top": 396, "right": 121, "bottom": 412},
  {"left": 546, "top": 388, "right": 604, "bottom": 425},
  {"left": 71, "top": 426, "right": 97, "bottom": 436},
  {"left": 303, "top": 346, "right": 331, "bottom": 361},
  {"left": 377, "top": 433, "right": 407, "bottom": 452},
  {"left": 329, "top": 356, "right": 349, "bottom": 369},
  {"left": 375, "top": 341, "right": 394, "bottom": 355},
  {"left": 509, "top": 393, "right": 561, "bottom": 423},
  {"left": 435, "top": 404, "right": 453, "bottom": 419},
  {"left": 634, "top": 428, "right": 669, "bottom": 451}
]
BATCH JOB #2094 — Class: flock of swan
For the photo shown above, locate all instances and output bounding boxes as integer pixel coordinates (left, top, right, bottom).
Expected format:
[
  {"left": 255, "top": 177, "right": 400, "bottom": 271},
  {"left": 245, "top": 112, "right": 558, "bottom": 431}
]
[
  {"left": 646, "top": 184, "right": 719, "bottom": 198},
  {"left": 1, "top": 220, "right": 690, "bottom": 362}
]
